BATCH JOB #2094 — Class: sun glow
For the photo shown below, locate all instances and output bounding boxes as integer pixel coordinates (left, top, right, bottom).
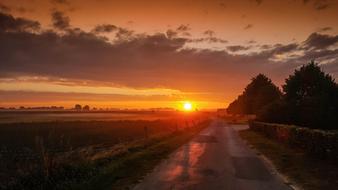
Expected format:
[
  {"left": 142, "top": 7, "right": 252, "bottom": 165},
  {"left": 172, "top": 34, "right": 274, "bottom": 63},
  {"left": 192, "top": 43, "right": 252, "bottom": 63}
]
[{"left": 183, "top": 101, "right": 193, "bottom": 111}]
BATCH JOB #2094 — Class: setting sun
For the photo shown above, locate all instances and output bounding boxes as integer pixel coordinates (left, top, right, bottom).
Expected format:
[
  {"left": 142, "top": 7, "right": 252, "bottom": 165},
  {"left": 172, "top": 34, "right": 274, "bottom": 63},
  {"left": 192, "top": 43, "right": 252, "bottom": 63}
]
[
  {"left": 183, "top": 102, "right": 193, "bottom": 111},
  {"left": 1, "top": 0, "right": 338, "bottom": 189}
]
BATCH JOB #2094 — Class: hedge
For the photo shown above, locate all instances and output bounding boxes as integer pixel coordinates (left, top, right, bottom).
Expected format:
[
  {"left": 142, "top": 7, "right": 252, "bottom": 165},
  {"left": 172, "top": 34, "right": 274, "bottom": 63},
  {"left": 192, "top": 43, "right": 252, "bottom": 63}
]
[{"left": 249, "top": 121, "right": 338, "bottom": 162}]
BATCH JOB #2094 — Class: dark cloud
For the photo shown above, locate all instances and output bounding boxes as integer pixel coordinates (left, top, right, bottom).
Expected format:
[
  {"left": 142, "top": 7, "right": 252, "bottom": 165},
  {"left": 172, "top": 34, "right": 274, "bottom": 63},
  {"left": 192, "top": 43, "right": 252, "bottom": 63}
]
[
  {"left": 188, "top": 37, "right": 228, "bottom": 44},
  {"left": 0, "top": 3, "right": 11, "bottom": 12},
  {"left": 301, "top": 0, "right": 331, "bottom": 11},
  {"left": 260, "top": 44, "right": 272, "bottom": 50},
  {"left": 203, "top": 30, "right": 215, "bottom": 37},
  {"left": 226, "top": 45, "right": 251, "bottom": 52},
  {"left": 303, "top": 32, "right": 338, "bottom": 50},
  {"left": 0, "top": 30, "right": 197, "bottom": 90},
  {"left": 166, "top": 29, "right": 177, "bottom": 39},
  {"left": 165, "top": 25, "right": 191, "bottom": 38},
  {"left": 115, "top": 27, "right": 134, "bottom": 40},
  {"left": 317, "top": 27, "right": 333, "bottom": 32},
  {"left": 314, "top": 0, "right": 330, "bottom": 10},
  {"left": 208, "top": 37, "right": 228, "bottom": 43},
  {"left": 0, "top": 12, "right": 40, "bottom": 32},
  {"left": 258, "top": 43, "right": 303, "bottom": 57},
  {"left": 0, "top": 12, "right": 337, "bottom": 94},
  {"left": 92, "top": 24, "right": 118, "bottom": 33},
  {"left": 244, "top": 24, "right": 253, "bottom": 30},
  {"left": 301, "top": 49, "right": 338, "bottom": 63},
  {"left": 91, "top": 24, "right": 134, "bottom": 40},
  {"left": 272, "top": 43, "right": 299, "bottom": 54},
  {"left": 194, "top": 30, "right": 227, "bottom": 43},
  {"left": 0, "top": 25, "right": 264, "bottom": 93},
  {"left": 51, "top": 0, "right": 70, "bottom": 5},
  {"left": 176, "top": 24, "right": 190, "bottom": 32},
  {"left": 252, "top": 43, "right": 300, "bottom": 62},
  {"left": 51, "top": 10, "right": 70, "bottom": 30},
  {"left": 247, "top": 40, "right": 256, "bottom": 44}
]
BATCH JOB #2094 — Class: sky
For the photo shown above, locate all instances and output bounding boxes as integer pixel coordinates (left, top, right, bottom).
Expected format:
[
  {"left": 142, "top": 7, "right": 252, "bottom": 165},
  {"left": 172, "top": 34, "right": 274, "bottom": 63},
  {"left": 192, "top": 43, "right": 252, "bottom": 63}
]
[{"left": 0, "top": 0, "right": 338, "bottom": 109}]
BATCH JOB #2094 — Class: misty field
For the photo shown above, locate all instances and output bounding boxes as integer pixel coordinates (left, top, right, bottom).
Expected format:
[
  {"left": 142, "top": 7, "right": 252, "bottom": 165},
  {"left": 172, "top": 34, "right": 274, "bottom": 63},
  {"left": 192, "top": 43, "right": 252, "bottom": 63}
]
[
  {"left": 0, "top": 111, "right": 211, "bottom": 190},
  {"left": 0, "top": 111, "right": 184, "bottom": 124}
]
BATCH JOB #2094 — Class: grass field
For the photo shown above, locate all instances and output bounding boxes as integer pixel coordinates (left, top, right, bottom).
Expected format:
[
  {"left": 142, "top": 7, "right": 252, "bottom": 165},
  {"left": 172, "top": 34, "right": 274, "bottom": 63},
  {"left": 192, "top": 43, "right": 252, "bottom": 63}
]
[
  {"left": 239, "top": 129, "right": 338, "bottom": 190},
  {"left": 0, "top": 111, "right": 194, "bottom": 123},
  {"left": 0, "top": 112, "right": 211, "bottom": 190}
]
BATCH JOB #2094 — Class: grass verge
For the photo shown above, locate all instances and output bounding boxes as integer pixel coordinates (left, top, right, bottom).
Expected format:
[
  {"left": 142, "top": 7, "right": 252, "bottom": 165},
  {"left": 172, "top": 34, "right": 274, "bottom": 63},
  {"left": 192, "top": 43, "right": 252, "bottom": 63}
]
[
  {"left": 239, "top": 129, "right": 338, "bottom": 190},
  {"left": 72, "top": 133, "right": 196, "bottom": 189},
  {"left": 68, "top": 121, "right": 210, "bottom": 190}
]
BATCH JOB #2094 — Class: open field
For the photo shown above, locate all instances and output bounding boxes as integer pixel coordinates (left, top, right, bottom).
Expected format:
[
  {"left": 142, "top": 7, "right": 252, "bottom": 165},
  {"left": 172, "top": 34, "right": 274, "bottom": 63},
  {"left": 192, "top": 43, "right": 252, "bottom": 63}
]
[
  {"left": 239, "top": 129, "right": 338, "bottom": 190},
  {"left": 0, "top": 111, "right": 197, "bottom": 124},
  {"left": 0, "top": 112, "right": 212, "bottom": 190}
]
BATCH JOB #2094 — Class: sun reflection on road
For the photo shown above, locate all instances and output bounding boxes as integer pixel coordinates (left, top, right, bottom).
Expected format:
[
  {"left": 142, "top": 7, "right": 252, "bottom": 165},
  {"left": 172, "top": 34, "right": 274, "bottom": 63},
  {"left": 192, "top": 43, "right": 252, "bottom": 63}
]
[{"left": 162, "top": 142, "right": 206, "bottom": 182}]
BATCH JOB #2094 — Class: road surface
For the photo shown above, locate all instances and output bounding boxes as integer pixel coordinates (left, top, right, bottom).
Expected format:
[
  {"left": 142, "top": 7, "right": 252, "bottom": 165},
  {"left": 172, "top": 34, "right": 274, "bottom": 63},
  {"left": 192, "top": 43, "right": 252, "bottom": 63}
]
[{"left": 133, "top": 119, "right": 291, "bottom": 190}]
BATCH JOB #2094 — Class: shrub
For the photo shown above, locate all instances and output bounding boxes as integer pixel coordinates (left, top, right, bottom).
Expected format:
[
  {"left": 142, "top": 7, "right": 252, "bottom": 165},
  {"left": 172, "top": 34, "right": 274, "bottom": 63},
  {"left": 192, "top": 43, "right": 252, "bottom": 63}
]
[
  {"left": 249, "top": 121, "right": 338, "bottom": 162},
  {"left": 256, "top": 100, "right": 296, "bottom": 124}
]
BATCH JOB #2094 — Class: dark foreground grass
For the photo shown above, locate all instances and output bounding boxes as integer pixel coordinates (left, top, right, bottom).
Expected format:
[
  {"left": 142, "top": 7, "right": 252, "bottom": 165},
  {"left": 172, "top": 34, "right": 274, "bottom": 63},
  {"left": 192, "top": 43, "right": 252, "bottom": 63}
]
[
  {"left": 6, "top": 120, "right": 210, "bottom": 190},
  {"left": 71, "top": 125, "right": 207, "bottom": 190},
  {"left": 239, "top": 129, "right": 338, "bottom": 190}
]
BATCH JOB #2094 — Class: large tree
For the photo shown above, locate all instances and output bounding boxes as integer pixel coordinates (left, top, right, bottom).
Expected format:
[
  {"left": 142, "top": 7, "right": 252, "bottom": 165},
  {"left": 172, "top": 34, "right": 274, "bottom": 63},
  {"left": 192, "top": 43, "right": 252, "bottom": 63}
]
[
  {"left": 282, "top": 61, "right": 338, "bottom": 129},
  {"left": 227, "top": 74, "right": 281, "bottom": 115}
]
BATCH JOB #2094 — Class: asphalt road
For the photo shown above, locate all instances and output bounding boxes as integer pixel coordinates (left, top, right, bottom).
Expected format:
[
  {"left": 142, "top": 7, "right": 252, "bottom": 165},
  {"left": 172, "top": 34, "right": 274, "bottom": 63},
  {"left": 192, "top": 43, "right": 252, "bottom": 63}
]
[{"left": 133, "top": 119, "right": 291, "bottom": 190}]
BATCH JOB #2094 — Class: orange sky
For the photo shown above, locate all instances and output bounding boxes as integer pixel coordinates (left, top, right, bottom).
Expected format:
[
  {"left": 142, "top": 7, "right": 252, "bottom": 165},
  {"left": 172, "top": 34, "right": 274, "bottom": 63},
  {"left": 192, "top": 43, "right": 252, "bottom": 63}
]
[
  {"left": 0, "top": 0, "right": 337, "bottom": 109},
  {"left": 3, "top": 0, "right": 338, "bottom": 44}
]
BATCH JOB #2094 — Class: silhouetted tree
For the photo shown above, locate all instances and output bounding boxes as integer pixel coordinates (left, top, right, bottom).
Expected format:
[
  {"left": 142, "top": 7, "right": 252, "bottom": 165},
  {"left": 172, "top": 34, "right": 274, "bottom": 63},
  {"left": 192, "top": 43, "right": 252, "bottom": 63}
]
[
  {"left": 256, "top": 100, "right": 295, "bottom": 124},
  {"left": 226, "top": 95, "right": 244, "bottom": 115},
  {"left": 74, "top": 104, "right": 82, "bottom": 110},
  {"left": 282, "top": 61, "right": 338, "bottom": 129},
  {"left": 83, "top": 105, "right": 90, "bottom": 111},
  {"left": 227, "top": 74, "right": 281, "bottom": 115}
]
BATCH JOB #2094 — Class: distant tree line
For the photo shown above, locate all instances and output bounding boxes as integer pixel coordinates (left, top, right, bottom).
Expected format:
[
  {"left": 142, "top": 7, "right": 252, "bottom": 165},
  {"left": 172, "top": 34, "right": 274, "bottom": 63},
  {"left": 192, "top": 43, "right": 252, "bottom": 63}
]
[
  {"left": 74, "top": 104, "right": 90, "bottom": 111},
  {"left": 227, "top": 61, "right": 338, "bottom": 130}
]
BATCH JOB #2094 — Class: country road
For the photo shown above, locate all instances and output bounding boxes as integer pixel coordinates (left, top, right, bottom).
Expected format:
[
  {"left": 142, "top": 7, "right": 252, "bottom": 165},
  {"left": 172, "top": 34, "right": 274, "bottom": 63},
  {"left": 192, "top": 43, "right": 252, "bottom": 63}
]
[{"left": 133, "top": 119, "right": 292, "bottom": 190}]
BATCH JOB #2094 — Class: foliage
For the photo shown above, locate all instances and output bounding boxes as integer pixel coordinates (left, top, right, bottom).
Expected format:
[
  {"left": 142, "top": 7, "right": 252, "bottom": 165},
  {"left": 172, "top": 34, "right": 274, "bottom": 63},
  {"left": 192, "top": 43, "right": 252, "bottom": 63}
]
[
  {"left": 83, "top": 105, "right": 90, "bottom": 111},
  {"left": 281, "top": 61, "right": 338, "bottom": 129},
  {"left": 74, "top": 104, "right": 82, "bottom": 110},
  {"left": 227, "top": 74, "right": 281, "bottom": 115},
  {"left": 256, "top": 100, "right": 295, "bottom": 124},
  {"left": 283, "top": 61, "right": 336, "bottom": 102},
  {"left": 249, "top": 121, "right": 338, "bottom": 162},
  {"left": 231, "top": 61, "right": 338, "bottom": 130},
  {"left": 226, "top": 95, "right": 245, "bottom": 114}
]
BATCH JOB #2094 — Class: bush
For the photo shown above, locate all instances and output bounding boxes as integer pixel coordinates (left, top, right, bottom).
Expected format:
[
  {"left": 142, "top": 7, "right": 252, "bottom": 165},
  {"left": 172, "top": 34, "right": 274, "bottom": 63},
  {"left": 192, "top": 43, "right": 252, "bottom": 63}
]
[
  {"left": 249, "top": 121, "right": 338, "bottom": 162},
  {"left": 256, "top": 100, "right": 296, "bottom": 124}
]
